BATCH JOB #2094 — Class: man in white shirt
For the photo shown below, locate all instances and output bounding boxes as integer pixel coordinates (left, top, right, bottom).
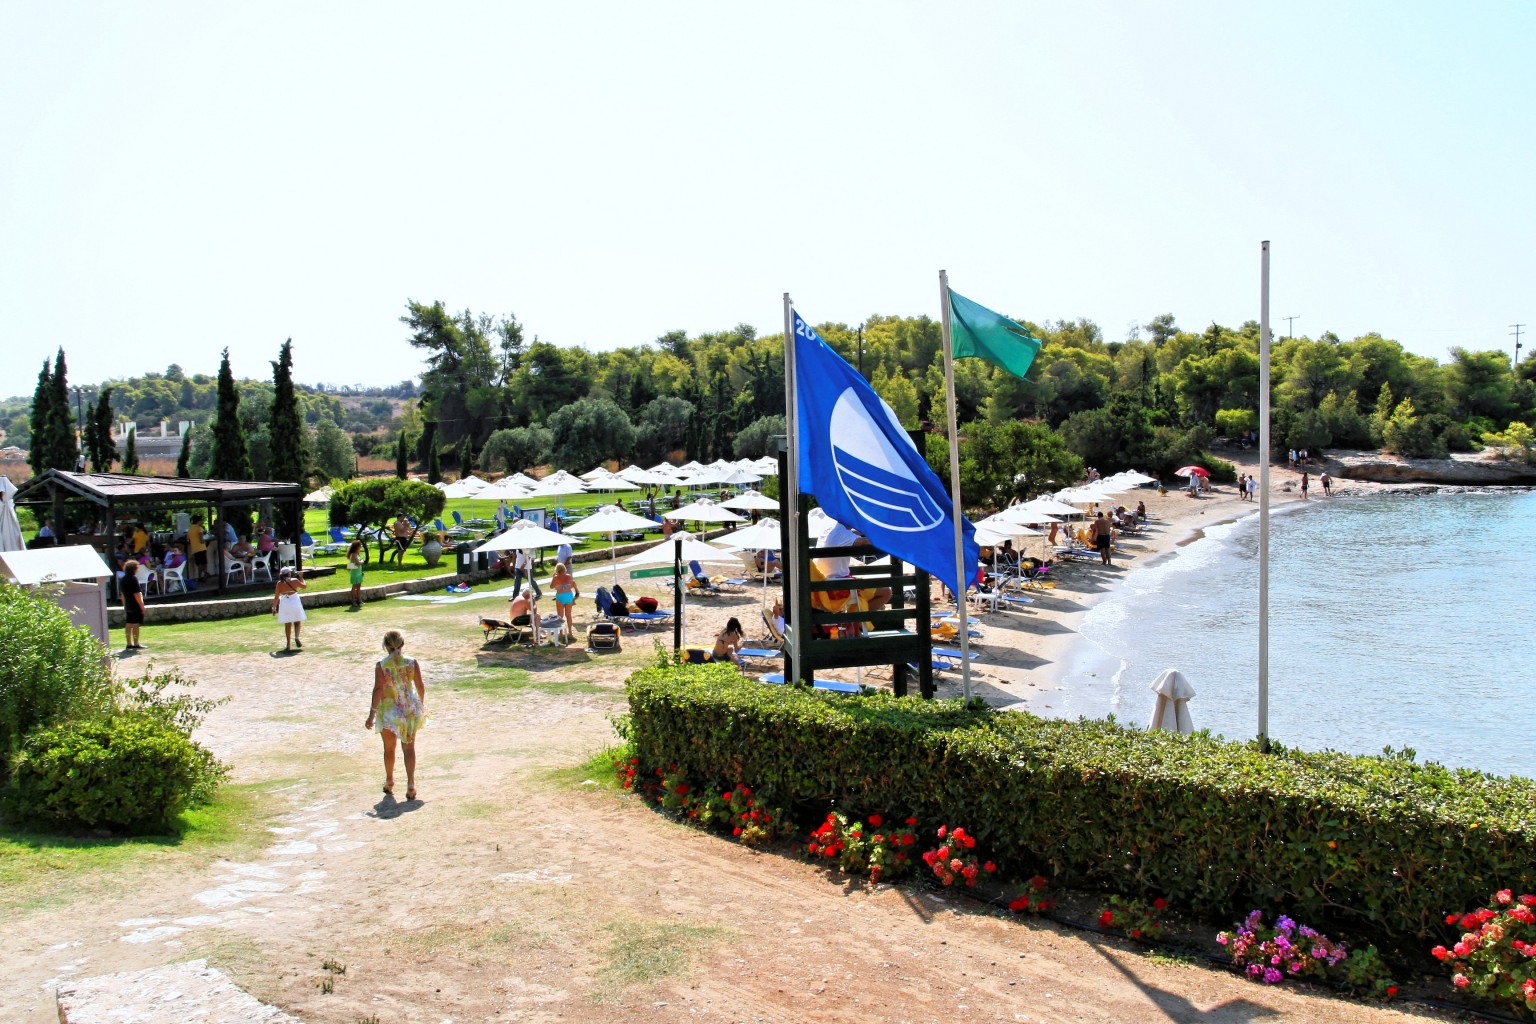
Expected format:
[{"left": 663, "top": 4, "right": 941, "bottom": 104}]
[
  {"left": 813, "top": 520, "right": 891, "bottom": 613},
  {"left": 512, "top": 548, "right": 541, "bottom": 599},
  {"left": 556, "top": 541, "right": 573, "bottom": 568}
]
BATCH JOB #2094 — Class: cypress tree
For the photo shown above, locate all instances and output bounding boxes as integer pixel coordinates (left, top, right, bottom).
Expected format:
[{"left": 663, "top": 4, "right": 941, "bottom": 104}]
[
  {"left": 427, "top": 438, "right": 442, "bottom": 484},
  {"left": 394, "top": 429, "right": 408, "bottom": 479},
  {"left": 91, "top": 388, "right": 117, "bottom": 472},
  {"left": 28, "top": 360, "right": 54, "bottom": 476},
  {"left": 47, "top": 349, "right": 78, "bottom": 472},
  {"left": 210, "top": 348, "right": 253, "bottom": 480},
  {"left": 122, "top": 427, "right": 139, "bottom": 473},
  {"left": 456, "top": 434, "right": 474, "bottom": 474},
  {"left": 267, "top": 339, "right": 306, "bottom": 536},
  {"left": 176, "top": 427, "right": 193, "bottom": 477}
]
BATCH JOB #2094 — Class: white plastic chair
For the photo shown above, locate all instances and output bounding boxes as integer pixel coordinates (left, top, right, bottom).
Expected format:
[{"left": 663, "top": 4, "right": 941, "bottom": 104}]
[
  {"left": 161, "top": 564, "right": 187, "bottom": 595},
  {"left": 249, "top": 552, "right": 274, "bottom": 583},
  {"left": 225, "top": 558, "right": 247, "bottom": 585},
  {"left": 136, "top": 562, "right": 159, "bottom": 597}
]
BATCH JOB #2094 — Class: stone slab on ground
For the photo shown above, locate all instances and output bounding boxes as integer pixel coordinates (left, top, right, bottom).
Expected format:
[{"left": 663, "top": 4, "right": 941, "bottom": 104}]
[{"left": 56, "top": 959, "right": 298, "bottom": 1024}]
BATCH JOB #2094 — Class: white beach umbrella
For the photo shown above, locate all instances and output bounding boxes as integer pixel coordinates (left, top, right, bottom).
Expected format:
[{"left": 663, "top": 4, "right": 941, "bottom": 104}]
[
  {"left": 302, "top": 487, "right": 332, "bottom": 504},
  {"left": 720, "top": 491, "right": 779, "bottom": 512},
  {"left": 439, "top": 481, "right": 480, "bottom": 499},
  {"left": 1020, "top": 497, "right": 1084, "bottom": 517},
  {"left": 478, "top": 479, "right": 532, "bottom": 500},
  {"left": 565, "top": 504, "right": 661, "bottom": 583},
  {"left": 715, "top": 468, "right": 763, "bottom": 486},
  {"left": 505, "top": 472, "right": 538, "bottom": 488},
  {"left": 714, "top": 518, "right": 782, "bottom": 552},
  {"left": 974, "top": 517, "right": 1042, "bottom": 543},
  {"left": 526, "top": 478, "right": 588, "bottom": 499},
  {"left": 473, "top": 518, "right": 582, "bottom": 553},
  {"left": 583, "top": 474, "right": 637, "bottom": 491},
  {"left": 750, "top": 457, "right": 780, "bottom": 475},
  {"left": 579, "top": 465, "right": 613, "bottom": 481},
  {"left": 679, "top": 461, "right": 706, "bottom": 473},
  {"left": 460, "top": 474, "right": 487, "bottom": 488},
  {"left": 432, "top": 481, "right": 449, "bottom": 491},
  {"left": 621, "top": 531, "right": 737, "bottom": 648},
  {"left": 1147, "top": 669, "right": 1196, "bottom": 734},
  {"left": 992, "top": 505, "right": 1062, "bottom": 526},
  {"left": 0, "top": 477, "right": 24, "bottom": 552},
  {"left": 664, "top": 500, "right": 745, "bottom": 524},
  {"left": 647, "top": 462, "right": 682, "bottom": 476}
]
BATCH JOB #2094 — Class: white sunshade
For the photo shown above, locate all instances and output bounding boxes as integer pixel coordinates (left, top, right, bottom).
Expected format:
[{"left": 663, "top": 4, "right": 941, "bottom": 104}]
[
  {"left": 678, "top": 461, "right": 706, "bottom": 472},
  {"left": 664, "top": 500, "right": 745, "bottom": 524},
  {"left": 460, "top": 475, "right": 487, "bottom": 488},
  {"left": 1056, "top": 486, "right": 1117, "bottom": 504},
  {"left": 302, "top": 488, "right": 332, "bottom": 504},
  {"left": 1148, "top": 668, "right": 1196, "bottom": 734},
  {"left": 720, "top": 491, "right": 779, "bottom": 512},
  {"left": 646, "top": 462, "right": 683, "bottom": 476},
  {"left": 974, "top": 515, "right": 1043, "bottom": 543},
  {"left": 714, "top": 518, "right": 782, "bottom": 552},
  {"left": 580, "top": 465, "right": 613, "bottom": 481},
  {"left": 0, "top": 545, "right": 113, "bottom": 584},
  {"left": 991, "top": 505, "right": 1062, "bottom": 526},
  {"left": 622, "top": 531, "right": 739, "bottom": 565},
  {"left": 564, "top": 505, "right": 658, "bottom": 535},
  {"left": 505, "top": 472, "right": 538, "bottom": 487},
  {"left": 477, "top": 480, "right": 532, "bottom": 500},
  {"left": 1020, "top": 497, "right": 1084, "bottom": 517},
  {"left": 583, "top": 474, "right": 637, "bottom": 491},
  {"left": 439, "top": 481, "right": 480, "bottom": 499},
  {"left": 525, "top": 478, "right": 588, "bottom": 498},
  {"left": 473, "top": 519, "right": 582, "bottom": 552},
  {"left": 750, "top": 457, "right": 779, "bottom": 475},
  {"left": 715, "top": 469, "right": 763, "bottom": 486},
  {"left": 1110, "top": 470, "right": 1158, "bottom": 485}
]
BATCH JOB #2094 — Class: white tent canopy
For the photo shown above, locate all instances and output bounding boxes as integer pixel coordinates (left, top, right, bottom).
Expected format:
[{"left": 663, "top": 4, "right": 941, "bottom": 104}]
[{"left": 473, "top": 519, "right": 581, "bottom": 552}]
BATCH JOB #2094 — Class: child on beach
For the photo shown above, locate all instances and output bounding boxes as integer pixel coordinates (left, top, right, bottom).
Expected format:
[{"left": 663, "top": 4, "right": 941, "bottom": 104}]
[{"left": 347, "top": 540, "right": 365, "bottom": 608}]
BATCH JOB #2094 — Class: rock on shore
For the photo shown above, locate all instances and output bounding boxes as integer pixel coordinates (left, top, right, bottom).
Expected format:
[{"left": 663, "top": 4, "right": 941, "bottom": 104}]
[{"left": 1323, "top": 448, "right": 1536, "bottom": 485}]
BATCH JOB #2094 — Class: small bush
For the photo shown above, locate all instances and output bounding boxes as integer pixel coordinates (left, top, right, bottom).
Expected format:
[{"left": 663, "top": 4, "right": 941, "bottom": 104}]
[
  {"left": 0, "top": 585, "right": 115, "bottom": 772},
  {"left": 7, "top": 713, "right": 228, "bottom": 833}
]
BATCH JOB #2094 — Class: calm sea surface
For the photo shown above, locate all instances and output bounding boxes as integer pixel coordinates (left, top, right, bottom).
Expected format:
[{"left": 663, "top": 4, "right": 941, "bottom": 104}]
[{"left": 1054, "top": 489, "right": 1536, "bottom": 779}]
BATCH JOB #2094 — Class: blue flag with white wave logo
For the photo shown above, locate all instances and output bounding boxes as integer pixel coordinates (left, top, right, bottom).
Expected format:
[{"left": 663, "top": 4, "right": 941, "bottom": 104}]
[{"left": 792, "top": 310, "right": 978, "bottom": 599}]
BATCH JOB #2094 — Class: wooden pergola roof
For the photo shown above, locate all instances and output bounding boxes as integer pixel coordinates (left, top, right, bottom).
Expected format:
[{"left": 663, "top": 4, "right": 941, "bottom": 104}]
[{"left": 14, "top": 470, "right": 303, "bottom": 509}]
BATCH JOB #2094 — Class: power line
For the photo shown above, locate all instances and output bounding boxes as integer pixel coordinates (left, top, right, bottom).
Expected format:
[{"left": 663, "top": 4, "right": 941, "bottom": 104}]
[{"left": 1512, "top": 323, "right": 1526, "bottom": 370}]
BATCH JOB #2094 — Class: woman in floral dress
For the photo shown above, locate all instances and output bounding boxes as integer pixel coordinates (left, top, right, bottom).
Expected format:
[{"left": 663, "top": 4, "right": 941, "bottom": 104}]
[{"left": 364, "top": 630, "right": 427, "bottom": 800}]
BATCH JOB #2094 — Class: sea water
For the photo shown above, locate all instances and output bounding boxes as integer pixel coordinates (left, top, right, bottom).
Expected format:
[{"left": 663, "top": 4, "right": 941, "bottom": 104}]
[{"left": 1055, "top": 489, "right": 1536, "bottom": 779}]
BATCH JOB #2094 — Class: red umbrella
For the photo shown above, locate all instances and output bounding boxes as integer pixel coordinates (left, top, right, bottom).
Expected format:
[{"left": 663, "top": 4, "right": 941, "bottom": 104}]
[{"left": 1174, "top": 466, "right": 1210, "bottom": 478}]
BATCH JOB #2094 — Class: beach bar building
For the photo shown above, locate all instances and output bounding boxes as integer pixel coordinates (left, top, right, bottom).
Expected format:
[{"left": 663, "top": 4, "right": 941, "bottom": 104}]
[{"left": 12, "top": 470, "right": 306, "bottom": 598}]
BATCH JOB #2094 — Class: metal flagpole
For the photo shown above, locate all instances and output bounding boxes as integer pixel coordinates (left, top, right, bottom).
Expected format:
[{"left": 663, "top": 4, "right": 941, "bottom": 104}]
[
  {"left": 938, "top": 270, "right": 973, "bottom": 701},
  {"left": 782, "top": 293, "right": 805, "bottom": 684},
  {"left": 1258, "top": 241, "right": 1271, "bottom": 752}
]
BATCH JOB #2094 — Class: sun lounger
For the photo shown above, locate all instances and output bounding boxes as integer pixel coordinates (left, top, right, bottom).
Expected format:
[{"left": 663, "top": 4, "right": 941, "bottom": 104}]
[{"left": 481, "top": 616, "right": 534, "bottom": 645}]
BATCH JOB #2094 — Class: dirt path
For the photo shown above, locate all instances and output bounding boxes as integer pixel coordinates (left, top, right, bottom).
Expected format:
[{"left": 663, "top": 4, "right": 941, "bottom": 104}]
[{"left": 4, "top": 569, "right": 1442, "bottom": 1023}]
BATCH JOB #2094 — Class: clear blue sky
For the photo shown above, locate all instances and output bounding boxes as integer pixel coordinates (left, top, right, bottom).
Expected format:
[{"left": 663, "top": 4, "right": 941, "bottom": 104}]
[{"left": 3, "top": 1, "right": 1532, "bottom": 390}]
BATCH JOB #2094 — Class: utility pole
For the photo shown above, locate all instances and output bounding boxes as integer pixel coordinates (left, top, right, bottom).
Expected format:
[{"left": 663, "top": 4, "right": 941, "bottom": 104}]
[
  {"left": 1282, "top": 315, "right": 1299, "bottom": 340},
  {"left": 1512, "top": 324, "right": 1526, "bottom": 373},
  {"left": 856, "top": 321, "right": 865, "bottom": 376}
]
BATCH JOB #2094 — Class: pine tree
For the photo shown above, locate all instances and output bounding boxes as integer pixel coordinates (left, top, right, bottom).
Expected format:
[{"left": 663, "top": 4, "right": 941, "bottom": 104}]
[
  {"left": 209, "top": 348, "right": 253, "bottom": 480},
  {"left": 47, "top": 349, "right": 79, "bottom": 472},
  {"left": 122, "top": 427, "right": 139, "bottom": 473},
  {"left": 28, "top": 360, "right": 54, "bottom": 476},
  {"left": 176, "top": 427, "right": 193, "bottom": 477},
  {"left": 427, "top": 438, "right": 442, "bottom": 484},
  {"left": 91, "top": 389, "right": 117, "bottom": 472},
  {"left": 456, "top": 434, "right": 474, "bottom": 474},
  {"left": 394, "top": 429, "right": 408, "bottom": 479},
  {"left": 267, "top": 338, "right": 306, "bottom": 536}
]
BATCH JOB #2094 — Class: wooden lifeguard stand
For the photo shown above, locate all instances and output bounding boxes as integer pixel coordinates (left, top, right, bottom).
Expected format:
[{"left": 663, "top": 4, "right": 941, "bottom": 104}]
[{"left": 776, "top": 446, "right": 937, "bottom": 699}]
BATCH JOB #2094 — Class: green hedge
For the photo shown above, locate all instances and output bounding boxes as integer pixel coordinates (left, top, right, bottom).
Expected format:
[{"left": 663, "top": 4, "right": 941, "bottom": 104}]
[{"left": 626, "top": 666, "right": 1536, "bottom": 949}]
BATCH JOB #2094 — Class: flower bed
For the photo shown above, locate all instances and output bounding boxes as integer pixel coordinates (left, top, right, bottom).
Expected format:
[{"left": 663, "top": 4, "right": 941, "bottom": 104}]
[{"left": 624, "top": 664, "right": 1536, "bottom": 951}]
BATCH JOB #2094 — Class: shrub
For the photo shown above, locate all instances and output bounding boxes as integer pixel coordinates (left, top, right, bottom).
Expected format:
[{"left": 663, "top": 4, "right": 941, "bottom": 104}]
[
  {"left": 624, "top": 666, "right": 1536, "bottom": 951},
  {"left": 0, "top": 584, "right": 115, "bottom": 772},
  {"left": 808, "top": 811, "right": 920, "bottom": 882},
  {"left": 1432, "top": 889, "right": 1536, "bottom": 1015},
  {"left": 7, "top": 712, "right": 228, "bottom": 832},
  {"left": 1099, "top": 895, "right": 1167, "bottom": 940},
  {"left": 920, "top": 824, "right": 997, "bottom": 887}
]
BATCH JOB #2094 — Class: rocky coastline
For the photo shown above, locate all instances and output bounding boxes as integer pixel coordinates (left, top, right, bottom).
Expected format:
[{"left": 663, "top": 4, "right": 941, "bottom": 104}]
[{"left": 1318, "top": 448, "right": 1536, "bottom": 487}]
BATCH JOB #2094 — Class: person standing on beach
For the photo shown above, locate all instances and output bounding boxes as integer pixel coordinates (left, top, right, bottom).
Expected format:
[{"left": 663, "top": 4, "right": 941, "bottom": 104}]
[
  {"left": 1091, "top": 513, "right": 1114, "bottom": 565},
  {"left": 1247, "top": 475, "right": 1258, "bottom": 502},
  {"left": 1236, "top": 473, "right": 1247, "bottom": 500},
  {"left": 272, "top": 567, "right": 308, "bottom": 650},
  {"left": 1320, "top": 471, "right": 1331, "bottom": 496},
  {"left": 511, "top": 547, "right": 541, "bottom": 600},
  {"left": 1299, "top": 472, "right": 1309, "bottom": 500}
]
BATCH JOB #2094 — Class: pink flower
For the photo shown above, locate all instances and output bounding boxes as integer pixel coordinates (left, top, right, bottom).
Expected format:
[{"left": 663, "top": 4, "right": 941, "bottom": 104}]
[
  {"left": 1431, "top": 945, "right": 1449, "bottom": 960},
  {"left": 1453, "top": 973, "right": 1470, "bottom": 989},
  {"left": 1497, "top": 889, "right": 1514, "bottom": 905}
]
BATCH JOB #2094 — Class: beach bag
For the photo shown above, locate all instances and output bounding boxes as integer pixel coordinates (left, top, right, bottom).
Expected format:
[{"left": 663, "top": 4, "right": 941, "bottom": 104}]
[{"left": 637, "top": 596, "right": 659, "bottom": 613}]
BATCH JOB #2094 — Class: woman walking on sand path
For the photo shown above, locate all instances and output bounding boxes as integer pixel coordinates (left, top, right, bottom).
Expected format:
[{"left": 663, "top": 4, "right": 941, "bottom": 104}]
[
  {"left": 365, "top": 630, "right": 427, "bottom": 801},
  {"left": 1300, "top": 472, "right": 1309, "bottom": 500},
  {"left": 272, "top": 566, "right": 308, "bottom": 650}
]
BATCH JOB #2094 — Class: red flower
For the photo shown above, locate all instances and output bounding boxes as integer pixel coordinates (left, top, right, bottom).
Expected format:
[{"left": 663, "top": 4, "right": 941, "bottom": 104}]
[
  {"left": 1153, "top": 898, "right": 1168, "bottom": 911},
  {"left": 868, "top": 814, "right": 883, "bottom": 827},
  {"left": 732, "top": 826, "right": 742, "bottom": 836},
  {"left": 963, "top": 836, "right": 976, "bottom": 849},
  {"left": 873, "top": 835, "right": 885, "bottom": 844},
  {"left": 1030, "top": 875, "right": 1048, "bottom": 892},
  {"left": 1431, "top": 945, "right": 1449, "bottom": 960},
  {"left": 937, "top": 825, "right": 948, "bottom": 838},
  {"left": 983, "top": 861, "right": 997, "bottom": 873},
  {"left": 1520, "top": 894, "right": 1536, "bottom": 907},
  {"left": 675, "top": 783, "right": 689, "bottom": 795},
  {"left": 902, "top": 834, "right": 915, "bottom": 846},
  {"left": 1099, "top": 910, "right": 1115, "bottom": 927},
  {"left": 1446, "top": 914, "right": 1460, "bottom": 925},
  {"left": 1009, "top": 896, "right": 1030, "bottom": 912},
  {"left": 1497, "top": 889, "right": 1514, "bottom": 905},
  {"left": 937, "top": 846, "right": 951, "bottom": 860},
  {"left": 1453, "top": 974, "right": 1470, "bottom": 989},
  {"left": 905, "top": 817, "right": 918, "bottom": 826},
  {"left": 1524, "top": 978, "right": 1536, "bottom": 999},
  {"left": 1386, "top": 986, "right": 1399, "bottom": 998},
  {"left": 1130, "top": 929, "right": 1142, "bottom": 938},
  {"left": 950, "top": 859, "right": 964, "bottom": 872}
]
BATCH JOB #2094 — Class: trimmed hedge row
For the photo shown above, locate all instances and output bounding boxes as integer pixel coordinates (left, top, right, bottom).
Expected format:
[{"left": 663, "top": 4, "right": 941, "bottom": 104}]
[{"left": 626, "top": 665, "right": 1536, "bottom": 949}]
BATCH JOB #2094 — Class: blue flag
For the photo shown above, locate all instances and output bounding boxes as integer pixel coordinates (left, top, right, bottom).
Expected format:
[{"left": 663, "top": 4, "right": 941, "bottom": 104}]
[{"left": 792, "top": 310, "right": 979, "bottom": 599}]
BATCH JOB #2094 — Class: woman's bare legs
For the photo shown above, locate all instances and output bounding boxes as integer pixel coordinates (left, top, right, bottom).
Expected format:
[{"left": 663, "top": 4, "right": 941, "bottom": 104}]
[
  {"left": 283, "top": 622, "right": 293, "bottom": 649},
  {"left": 402, "top": 740, "right": 416, "bottom": 798},
  {"left": 381, "top": 729, "right": 396, "bottom": 792}
]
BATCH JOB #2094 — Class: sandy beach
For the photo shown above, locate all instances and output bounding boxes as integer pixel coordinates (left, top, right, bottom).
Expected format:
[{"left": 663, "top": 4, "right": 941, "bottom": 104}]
[{"left": 673, "top": 451, "right": 1395, "bottom": 712}]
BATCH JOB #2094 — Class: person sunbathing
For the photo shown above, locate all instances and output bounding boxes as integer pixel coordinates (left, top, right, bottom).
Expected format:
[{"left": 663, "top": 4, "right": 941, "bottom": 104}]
[{"left": 507, "top": 587, "right": 541, "bottom": 643}]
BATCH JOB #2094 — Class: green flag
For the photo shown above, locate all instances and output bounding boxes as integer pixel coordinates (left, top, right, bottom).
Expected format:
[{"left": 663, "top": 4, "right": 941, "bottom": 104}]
[{"left": 948, "top": 288, "right": 1041, "bottom": 379}]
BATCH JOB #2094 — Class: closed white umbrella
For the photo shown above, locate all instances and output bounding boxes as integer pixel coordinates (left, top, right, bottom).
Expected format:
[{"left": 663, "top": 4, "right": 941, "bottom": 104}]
[
  {"left": 566, "top": 504, "right": 661, "bottom": 583},
  {"left": 1148, "top": 669, "right": 1196, "bottom": 734},
  {"left": 720, "top": 491, "right": 779, "bottom": 512},
  {"left": 473, "top": 518, "right": 581, "bottom": 553},
  {"left": 0, "top": 476, "right": 24, "bottom": 552}
]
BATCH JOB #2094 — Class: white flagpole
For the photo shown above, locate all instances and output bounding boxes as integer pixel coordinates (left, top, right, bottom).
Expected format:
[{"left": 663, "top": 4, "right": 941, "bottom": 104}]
[
  {"left": 783, "top": 294, "right": 805, "bottom": 683},
  {"left": 1258, "top": 242, "right": 1271, "bottom": 752},
  {"left": 938, "top": 270, "right": 973, "bottom": 701}
]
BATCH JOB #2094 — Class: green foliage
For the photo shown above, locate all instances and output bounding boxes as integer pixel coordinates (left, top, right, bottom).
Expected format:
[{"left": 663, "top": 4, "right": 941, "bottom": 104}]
[
  {"left": 267, "top": 339, "right": 307, "bottom": 538},
  {"left": 1214, "top": 408, "right": 1257, "bottom": 436},
  {"left": 209, "top": 348, "right": 253, "bottom": 480},
  {"left": 27, "top": 350, "right": 79, "bottom": 475},
  {"left": 732, "top": 415, "right": 786, "bottom": 460},
  {"left": 927, "top": 419, "right": 1083, "bottom": 507},
  {"left": 1381, "top": 398, "right": 1445, "bottom": 458},
  {"left": 0, "top": 586, "right": 115, "bottom": 773},
  {"left": 175, "top": 427, "right": 192, "bottom": 478},
  {"left": 394, "top": 428, "right": 408, "bottom": 479},
  {"left": 311, "top": 420, "right": 354, "bottom": 482},
  {"left": 634, "top": 397, "right": 693, "bottom": 464},
  {"left": 1482, "top": 421, "right": 1536, "bottom": 463},
  {"left": 7, "top": 712, "right": 228, "bottom": 833},
  {"left": 87, "top": 387, "right": 117, "bottom": 472},
  {"left": 329, "top": 478, "right": 445, "bottom": 560},
  {"left": 121, "top": 427, "right": 139, "bottom": 474},
  {"left": 625, "top": 666, "right": 1536, "bottom": 951},
  {"left": 480, "top": 425, "right": 552, "bottom": 474},
  {"left": 548, "top": 397, "right": 636, "bottom": 470}
]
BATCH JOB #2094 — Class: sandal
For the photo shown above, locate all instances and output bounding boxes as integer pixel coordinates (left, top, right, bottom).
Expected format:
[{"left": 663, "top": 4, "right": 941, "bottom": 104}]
[
  {"left": 406, "top": 788, "right": 417, "bottom": 801},
  {"left": 382, "top": 783, "right": 393, "bottom": 795}
]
